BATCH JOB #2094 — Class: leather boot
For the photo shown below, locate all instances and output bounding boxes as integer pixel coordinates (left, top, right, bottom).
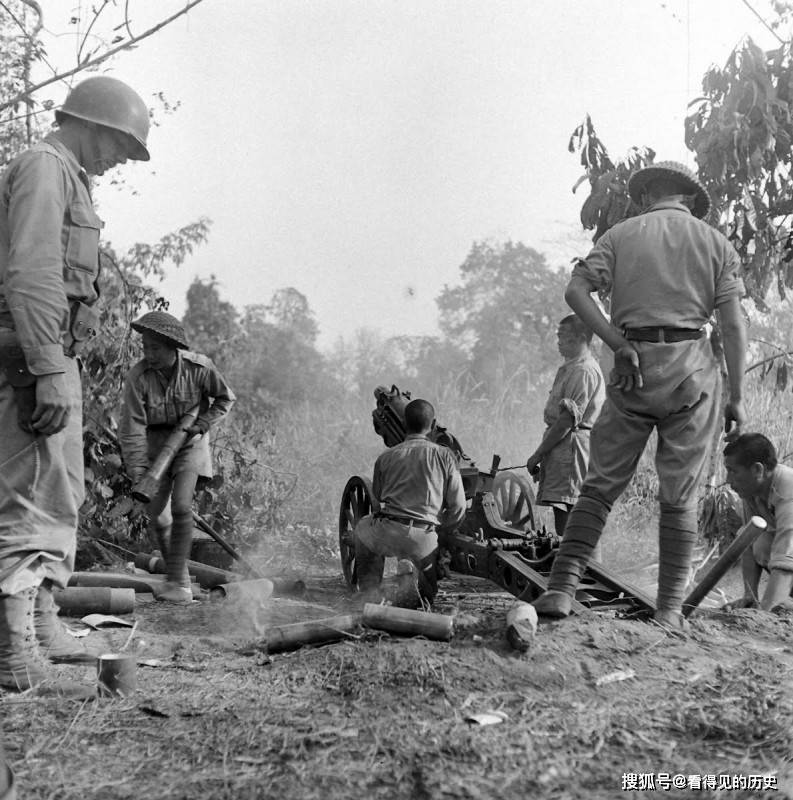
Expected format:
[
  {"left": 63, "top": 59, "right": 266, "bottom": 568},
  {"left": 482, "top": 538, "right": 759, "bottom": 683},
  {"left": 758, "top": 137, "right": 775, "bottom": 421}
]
[
  {"left": 35, "top": 581, "right": 100, "bottom": 664},
  {"left": 0, "top": 588, "right": 92, "bottom": 697},
  {"left": 0, "top": 587, "right": 47, "bottom": 690}
]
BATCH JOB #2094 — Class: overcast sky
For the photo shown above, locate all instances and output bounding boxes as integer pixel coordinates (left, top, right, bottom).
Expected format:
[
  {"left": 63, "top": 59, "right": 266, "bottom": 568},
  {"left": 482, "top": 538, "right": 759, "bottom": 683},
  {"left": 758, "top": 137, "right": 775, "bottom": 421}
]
[{"left": 31, "top": 0, "right": 780, "bottom": 348}]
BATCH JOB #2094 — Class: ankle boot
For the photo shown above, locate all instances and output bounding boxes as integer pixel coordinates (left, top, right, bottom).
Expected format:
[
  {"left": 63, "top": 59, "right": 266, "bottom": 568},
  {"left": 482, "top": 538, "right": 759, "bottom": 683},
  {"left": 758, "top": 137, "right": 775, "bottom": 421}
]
[
  {"left": 35, "top": 581, "right": 100, "bottom": 664},
  {"left": 0, "top": 587, "right": 47, "bottom": 690},
  {"left": 0, "top": 588, "right": 95, "bottom": 698}
]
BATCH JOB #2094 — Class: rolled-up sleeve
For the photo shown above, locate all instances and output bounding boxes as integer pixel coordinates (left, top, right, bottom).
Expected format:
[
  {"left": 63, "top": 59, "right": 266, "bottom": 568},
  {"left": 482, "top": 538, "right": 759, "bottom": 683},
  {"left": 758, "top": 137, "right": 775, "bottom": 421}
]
[
  {"left": 5, "top": 153, "right": 71, "bottom": 375},
  {"left": 119, "top": 372, "right": 150, "bottom": 479},
  {"left": 573, "top": 233, "right": 616, "bottom": 293},
  {"left": 558, "top": 366, "right": 602, "bottom": 428},
  {"left": 714, "top": 240, "right": 745, "bottom": 307}
]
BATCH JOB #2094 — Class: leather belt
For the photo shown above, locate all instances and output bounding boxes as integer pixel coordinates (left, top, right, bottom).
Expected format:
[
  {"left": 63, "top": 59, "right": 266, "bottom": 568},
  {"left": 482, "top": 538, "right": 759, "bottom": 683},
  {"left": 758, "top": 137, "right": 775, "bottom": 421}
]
[
  {"left": 623, "top": 327, "right": 704, "bottom": 343},
  {"left": 375, "top": 513, "right": 436, "bottom": 531}
]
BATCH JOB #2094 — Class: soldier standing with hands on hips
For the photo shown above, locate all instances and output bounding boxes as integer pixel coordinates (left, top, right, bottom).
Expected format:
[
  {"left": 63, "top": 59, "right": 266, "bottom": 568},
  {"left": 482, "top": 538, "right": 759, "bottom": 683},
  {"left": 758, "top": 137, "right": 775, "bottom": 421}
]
[
  {"left": 0, "top": 77, "right": 151, "bottom": 693},
  {"left": 532, "top": 161, "right": 747, "bottom": 630}
]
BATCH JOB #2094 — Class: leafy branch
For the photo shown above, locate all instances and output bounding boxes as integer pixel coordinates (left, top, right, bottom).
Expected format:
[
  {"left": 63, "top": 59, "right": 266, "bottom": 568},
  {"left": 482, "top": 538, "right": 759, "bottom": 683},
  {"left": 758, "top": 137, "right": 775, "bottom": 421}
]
[{"left": 0, "top": 0, "right": 207, "bottom": 115}]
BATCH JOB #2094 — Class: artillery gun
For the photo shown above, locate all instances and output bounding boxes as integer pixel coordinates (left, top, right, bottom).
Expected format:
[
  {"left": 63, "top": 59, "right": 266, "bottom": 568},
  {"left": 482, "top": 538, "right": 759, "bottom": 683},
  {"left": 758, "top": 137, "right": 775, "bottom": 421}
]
[{"left": 339, "top": 385, "right": 656, "bottom": 615}]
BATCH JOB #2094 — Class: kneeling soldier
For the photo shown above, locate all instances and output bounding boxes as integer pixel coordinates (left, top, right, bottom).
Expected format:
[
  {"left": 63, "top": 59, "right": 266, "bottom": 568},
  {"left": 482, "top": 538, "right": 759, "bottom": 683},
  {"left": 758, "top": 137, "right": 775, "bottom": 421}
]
[
  {"left": 723, "top": 433, "right": 793, "bottom": 612},
  {"left": 354, "top": 399, "right": 466, "bottom": 607}
]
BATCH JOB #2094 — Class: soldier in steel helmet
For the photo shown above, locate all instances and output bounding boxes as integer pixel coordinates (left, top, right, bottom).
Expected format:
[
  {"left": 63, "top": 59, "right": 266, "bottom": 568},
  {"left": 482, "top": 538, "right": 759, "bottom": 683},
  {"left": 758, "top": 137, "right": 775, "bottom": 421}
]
[
  {"left": 120, "top": 311, "right": 236, "bottom": 603},
  {"left": 532, "top": 161, "right": 748, "bottom": 629},
  {"left": 0, "top": 76, "right": 150, "bottom": 692}
]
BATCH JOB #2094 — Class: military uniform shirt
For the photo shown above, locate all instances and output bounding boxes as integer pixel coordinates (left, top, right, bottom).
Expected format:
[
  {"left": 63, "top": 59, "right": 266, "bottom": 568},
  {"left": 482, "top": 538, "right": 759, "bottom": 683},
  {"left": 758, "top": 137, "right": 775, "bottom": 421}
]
[
  {"left": 373, "top": 434, "right": 466, "bottom": 528},
  {"left": 120, "top": 349, "right": 235, "bottom": 479},
  {"left": 0, "top": 134, "right": 102, "bottom": 375},
  {"left": 573, "top": 200, "right": 744, "bottom": 327},
  {"left": 745, "top": 464, "right": 793, "bottom": 573},
  {"left": 538, "top": 352, "right": 605, "bottom": 507}
]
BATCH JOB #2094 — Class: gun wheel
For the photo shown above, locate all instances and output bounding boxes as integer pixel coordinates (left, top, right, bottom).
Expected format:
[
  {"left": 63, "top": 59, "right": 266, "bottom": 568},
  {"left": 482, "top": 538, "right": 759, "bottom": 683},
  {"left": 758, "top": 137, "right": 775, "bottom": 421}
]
[
  {"left": 338, "top": 475, "right": 378, "bottom": 590},
  {"left": 492, "top": 470, "right": 536, "bottom": 530}
]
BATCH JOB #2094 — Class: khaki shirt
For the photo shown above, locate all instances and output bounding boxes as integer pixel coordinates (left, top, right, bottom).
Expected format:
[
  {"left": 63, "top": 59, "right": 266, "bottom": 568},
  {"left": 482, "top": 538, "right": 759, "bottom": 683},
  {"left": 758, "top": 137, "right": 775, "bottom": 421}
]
[
  {"left": 119, "top": 350, "right": 236, "bottom": 477},
  {"left": 0, "top": 134, "right": 102, "bottom": 375},
  {"left": 744, "top": 464, "right": 793, "bottom": 573},
  {"left": 543, "top": 352, "right": 605, "bottom": 430},
  {"left": 373, "top": 434, "right": 466, "bottom": 528},
  {"left": 573, "top": 200, "right": 744, "bottom": 328}
]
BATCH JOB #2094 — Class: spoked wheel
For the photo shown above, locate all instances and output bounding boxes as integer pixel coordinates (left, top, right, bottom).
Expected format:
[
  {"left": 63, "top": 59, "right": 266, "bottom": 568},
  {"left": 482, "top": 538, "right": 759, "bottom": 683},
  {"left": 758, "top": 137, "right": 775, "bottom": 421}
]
[
  {"left": 492, "top": 470, "right": 536, "bottom": 530},
  {"left": 338, "top": 475, "right": 379, "bottom": 589}
]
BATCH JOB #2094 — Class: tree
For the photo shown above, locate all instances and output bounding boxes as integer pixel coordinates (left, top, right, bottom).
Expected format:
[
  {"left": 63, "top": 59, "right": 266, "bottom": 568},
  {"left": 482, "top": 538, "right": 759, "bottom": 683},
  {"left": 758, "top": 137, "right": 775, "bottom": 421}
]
[
  {"left": 436, "top": 240, "right": 570, "bottom": 395},
  {"left": 182, "top": 275, "right": 240, "bottom": 362},
  {"left": 0, "top": 1, "right": 212, "bottom": 557},
  {"left": 568, "top": 115, "right": 655, "bottom": 243},
  {"left": 686, "top": 36, "right": 793, "bottom": 308},
  {"left": 0, "top": 1, "right": 206, "bottom": 120},
  {"left": 234, "top": 292, "right": 327, "bottom": 413}
]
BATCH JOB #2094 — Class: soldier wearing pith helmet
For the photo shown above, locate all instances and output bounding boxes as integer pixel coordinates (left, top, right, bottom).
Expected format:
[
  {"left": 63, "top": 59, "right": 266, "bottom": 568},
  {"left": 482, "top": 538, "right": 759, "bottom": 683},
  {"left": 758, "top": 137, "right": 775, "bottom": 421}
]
[
  {"left": 0, "top": 75, "right": 150, "bottom": 694},
  {"left": 532, "top": 159, "right": 748, "bottom": 629}
]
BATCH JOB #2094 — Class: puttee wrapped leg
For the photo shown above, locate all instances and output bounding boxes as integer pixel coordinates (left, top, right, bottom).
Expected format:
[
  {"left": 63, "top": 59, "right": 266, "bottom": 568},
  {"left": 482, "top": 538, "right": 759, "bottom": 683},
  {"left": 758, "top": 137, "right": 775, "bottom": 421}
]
[{"left": 533, "top": 496, "right": 610, "bottom": 617}]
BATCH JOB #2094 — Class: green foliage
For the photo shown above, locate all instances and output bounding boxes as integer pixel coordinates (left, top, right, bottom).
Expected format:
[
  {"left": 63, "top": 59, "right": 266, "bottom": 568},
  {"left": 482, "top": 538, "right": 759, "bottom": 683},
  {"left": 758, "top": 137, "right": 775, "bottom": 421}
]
[
  {"left": 182, "top": 275, "right": 240, "bottom": 362},
  {"left": 327, "top": 329, "right": 470, "bottom": 400},
  {"left": 686, "top": 37, "right": 793, "bottom": 308},
  {"left": 436, "top": 240, "right": 570, "bottom": 393},
  {"left": 0, "top": 0, "right": 46, "bottom": 165},
  {"left": 568, "top": 115, "right": 655, "bottom": 242},
  {"left": 78, "top": 222, "right": 213, "bottom": 559}
]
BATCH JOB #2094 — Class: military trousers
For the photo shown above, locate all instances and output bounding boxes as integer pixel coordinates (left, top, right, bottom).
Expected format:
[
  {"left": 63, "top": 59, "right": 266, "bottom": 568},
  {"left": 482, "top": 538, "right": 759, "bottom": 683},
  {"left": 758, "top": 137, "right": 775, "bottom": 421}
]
[
  {"left": 0, "top": 358, "right": 83, "bottom": 595},
  {"left": 581, "top": 337, "right": 720, "bottom": 510}
]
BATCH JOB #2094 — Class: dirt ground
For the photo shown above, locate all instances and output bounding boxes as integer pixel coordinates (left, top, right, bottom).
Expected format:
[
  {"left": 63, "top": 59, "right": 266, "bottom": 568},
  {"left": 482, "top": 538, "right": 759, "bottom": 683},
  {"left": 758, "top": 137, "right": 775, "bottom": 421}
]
[{"left": 2, "top": 567, "right": 793, "bottom": 800}]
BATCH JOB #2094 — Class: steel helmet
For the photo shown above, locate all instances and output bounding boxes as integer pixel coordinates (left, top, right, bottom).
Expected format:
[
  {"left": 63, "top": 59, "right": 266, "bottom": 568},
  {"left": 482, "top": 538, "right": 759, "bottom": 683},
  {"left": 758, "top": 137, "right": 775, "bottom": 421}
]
[
  {"left": 56, "top": 76, "right": 150, "bottom": 161},
  {"left": 627, "top": 160, "right": 711, "bottom": 219},
  {"left": 131, "top": 311, "right": 189, "bottom": 350}
]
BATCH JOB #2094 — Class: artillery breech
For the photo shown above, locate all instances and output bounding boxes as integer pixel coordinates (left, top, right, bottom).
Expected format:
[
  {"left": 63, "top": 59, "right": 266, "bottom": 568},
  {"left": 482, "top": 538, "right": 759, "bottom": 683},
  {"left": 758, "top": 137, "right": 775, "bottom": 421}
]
[
  {"left": 131, "top": 404, "right": 200, "bottom": 503},
  {"left": 682, "top": 516, "right": 768, "bottom": 617}
]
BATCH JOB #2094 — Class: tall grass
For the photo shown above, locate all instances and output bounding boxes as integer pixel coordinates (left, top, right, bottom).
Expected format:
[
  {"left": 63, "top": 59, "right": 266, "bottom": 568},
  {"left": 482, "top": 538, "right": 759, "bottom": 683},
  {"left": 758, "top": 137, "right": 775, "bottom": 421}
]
[{"left": 242, "top": 367, "right": 793, "bottom": 588}]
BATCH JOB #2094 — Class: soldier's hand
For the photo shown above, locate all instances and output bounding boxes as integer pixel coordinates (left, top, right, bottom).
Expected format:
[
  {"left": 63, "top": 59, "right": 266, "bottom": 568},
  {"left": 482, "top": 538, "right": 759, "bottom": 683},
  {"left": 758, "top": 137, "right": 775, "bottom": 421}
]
[
  {"left": 610, "top": 345, "right": 643, "bottom": 392},
  {"left": 31, "top": 373, "right": 70, "bottom": 436},
  {"left": 526, "top": 454, "right": 541, "bottom": 481},
  {"left": 183, "top": 418, "right": 210, "bottom": 437},
  {"left": 723, "top": 399, "right": 746, "bottom": 443}
]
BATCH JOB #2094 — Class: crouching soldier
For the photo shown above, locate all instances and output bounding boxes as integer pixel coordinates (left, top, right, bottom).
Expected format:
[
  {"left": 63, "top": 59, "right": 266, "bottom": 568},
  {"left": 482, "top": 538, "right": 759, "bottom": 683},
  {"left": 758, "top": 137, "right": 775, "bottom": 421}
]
[
  {"left": 353, "top": 399, "right": 466, "bottom": 607},
  {"left": 119, "top": 311, "right": 235, "bottom": 603},
  {"left": 723, "top": 433, "right": 793, "bottom": 612}
]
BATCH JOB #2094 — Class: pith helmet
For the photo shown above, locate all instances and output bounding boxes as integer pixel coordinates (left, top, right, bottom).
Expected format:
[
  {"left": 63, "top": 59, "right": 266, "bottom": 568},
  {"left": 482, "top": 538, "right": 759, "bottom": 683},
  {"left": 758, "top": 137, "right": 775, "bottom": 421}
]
[
  {"left": 627, "top": 160, "right": 711, "bottom": 219},
  {"left": 131, "top": 311, "right": 188, "bottom": 350},
  {"left": 56, "top": 76, "right": 150, "bottom": 161}
]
